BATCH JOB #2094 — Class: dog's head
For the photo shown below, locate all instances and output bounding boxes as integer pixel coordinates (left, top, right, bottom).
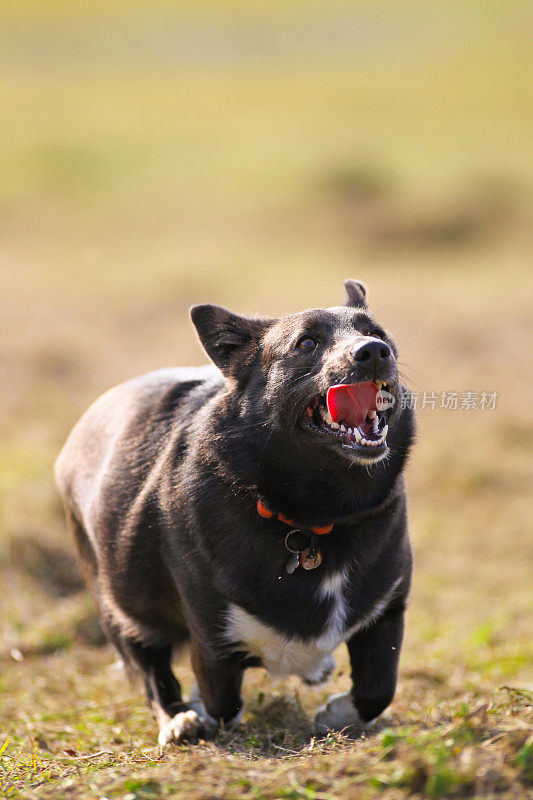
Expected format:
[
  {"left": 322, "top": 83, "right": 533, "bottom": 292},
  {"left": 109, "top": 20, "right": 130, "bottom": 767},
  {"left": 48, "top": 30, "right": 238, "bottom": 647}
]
[{"left": 191, "top": 280, "right": 405, "bottom": 467}]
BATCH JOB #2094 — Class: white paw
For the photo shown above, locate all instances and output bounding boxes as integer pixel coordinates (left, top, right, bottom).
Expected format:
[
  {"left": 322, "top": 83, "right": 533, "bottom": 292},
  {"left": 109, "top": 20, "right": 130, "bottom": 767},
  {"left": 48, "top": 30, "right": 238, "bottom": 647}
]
[
  {"left": 187, "top": 697, "right": 219, "bottom": 731},
  {"left": 158, "top": 710, "right": 200, "bottom": 746},
  {"left": 315, "top": 692, "right": 374, "bottom": 734},
  {"left": 188, "top": 685, "right": 243, "bottom": 730},
  {"left": 223, "top": 707, "right": 244, "bottom": 729}
]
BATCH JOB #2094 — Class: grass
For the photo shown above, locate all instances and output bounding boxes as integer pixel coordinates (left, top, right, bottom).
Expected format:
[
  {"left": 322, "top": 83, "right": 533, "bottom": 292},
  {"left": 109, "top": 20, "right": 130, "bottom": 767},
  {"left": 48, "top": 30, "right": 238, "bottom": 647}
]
[
  {"left": 1, "top": 640, "right": 532, "bottom": 799},
  {"left": 1, "top": 658, "right": 531, "bottom": 799},
  {"left": 1, "top": 0, "right": 532, "bottom": 797}
]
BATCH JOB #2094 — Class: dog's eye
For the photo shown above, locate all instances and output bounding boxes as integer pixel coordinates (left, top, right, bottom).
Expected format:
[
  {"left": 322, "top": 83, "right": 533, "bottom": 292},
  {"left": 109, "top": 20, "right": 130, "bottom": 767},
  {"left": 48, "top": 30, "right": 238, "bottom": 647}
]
[{"left": 297, "top": 336, "right": 317, "bottom": 352}]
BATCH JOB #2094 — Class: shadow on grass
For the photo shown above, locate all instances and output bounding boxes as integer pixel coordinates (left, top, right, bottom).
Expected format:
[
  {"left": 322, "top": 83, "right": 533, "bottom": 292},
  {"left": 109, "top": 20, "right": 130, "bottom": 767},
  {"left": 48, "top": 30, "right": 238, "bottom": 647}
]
[
  {"left": 194, "top": 695, "right": 395, "bottom": 760},
  {"left": 2, "top": 536, "right": 106, "bottom": 657},
  {"left": 8, "top": 534, "right": 85, "bottom": 597}
]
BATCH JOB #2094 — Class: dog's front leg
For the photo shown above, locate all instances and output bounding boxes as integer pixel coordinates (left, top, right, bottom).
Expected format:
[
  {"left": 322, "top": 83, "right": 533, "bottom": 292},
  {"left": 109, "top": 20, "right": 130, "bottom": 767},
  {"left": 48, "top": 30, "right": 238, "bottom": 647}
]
[
  {"left": 190, "top": 638, "right": 244, "bottom": 729},
  {"left": 315, "top": 601, "right": 405, "bottom": 734},
  {"left": 124, "top": 640, "right": 202, "bottom": 746}
]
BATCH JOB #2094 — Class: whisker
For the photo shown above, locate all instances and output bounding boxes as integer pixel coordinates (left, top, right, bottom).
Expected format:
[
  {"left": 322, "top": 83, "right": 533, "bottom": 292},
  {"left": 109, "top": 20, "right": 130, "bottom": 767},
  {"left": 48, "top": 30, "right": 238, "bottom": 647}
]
[
  {"left": 397, "top": 360, "right": 423, "bottom": 377},
  {"left": 398, "top": 371, "right": 421, "bottom": 391},
  {"left": 289, "top": 295, "right": 305, "bottom": 312}
]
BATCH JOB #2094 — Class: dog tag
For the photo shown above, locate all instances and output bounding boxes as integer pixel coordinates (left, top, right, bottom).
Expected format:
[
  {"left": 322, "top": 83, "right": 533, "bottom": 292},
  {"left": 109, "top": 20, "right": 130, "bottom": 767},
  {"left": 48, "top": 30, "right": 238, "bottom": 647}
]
[
  {"left": 300, "top": 547, "right": 322, "bottom": 571},
  {"left": 285, "top": 551, "right": 300, "bottom": 574}
]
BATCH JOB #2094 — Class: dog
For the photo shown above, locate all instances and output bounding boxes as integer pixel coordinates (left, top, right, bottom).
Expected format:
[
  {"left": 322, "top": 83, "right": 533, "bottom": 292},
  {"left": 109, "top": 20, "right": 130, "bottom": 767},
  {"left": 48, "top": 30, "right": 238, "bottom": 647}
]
[{"left": 55, "top": 279, "right": 415, "bottom": 745}]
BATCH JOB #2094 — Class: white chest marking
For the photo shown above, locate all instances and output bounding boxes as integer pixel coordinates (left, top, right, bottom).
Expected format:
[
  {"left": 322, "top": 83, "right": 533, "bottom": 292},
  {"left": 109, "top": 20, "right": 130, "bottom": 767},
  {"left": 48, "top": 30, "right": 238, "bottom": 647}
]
[
  {"left": 224, "top": 572, "right": 403, "bottom": 682},
  {"left": 225, "top": 603, "right": 337, "bottom": 683}
]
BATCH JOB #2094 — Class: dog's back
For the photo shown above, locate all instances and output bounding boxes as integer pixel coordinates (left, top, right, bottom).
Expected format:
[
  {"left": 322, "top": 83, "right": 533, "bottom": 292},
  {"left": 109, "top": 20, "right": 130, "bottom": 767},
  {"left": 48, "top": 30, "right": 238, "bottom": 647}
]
[
  {"left": 55, "top": 366, "right": 217, "bottom": 532},
  {"left": 55, "top": 366, "right": 220, "bottom": 644}
]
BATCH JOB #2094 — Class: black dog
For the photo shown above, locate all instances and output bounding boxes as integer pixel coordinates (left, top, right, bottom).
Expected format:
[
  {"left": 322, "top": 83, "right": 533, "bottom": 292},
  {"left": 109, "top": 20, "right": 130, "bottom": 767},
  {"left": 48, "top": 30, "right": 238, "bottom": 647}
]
[{"left": 55, "top": 280, "right": 415, "bottom": 745}]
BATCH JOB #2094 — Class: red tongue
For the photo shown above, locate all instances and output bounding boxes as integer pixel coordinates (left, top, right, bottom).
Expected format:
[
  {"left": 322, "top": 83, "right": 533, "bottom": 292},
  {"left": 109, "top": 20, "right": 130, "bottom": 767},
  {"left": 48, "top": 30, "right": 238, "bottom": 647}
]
[{"left": 326, "top": 382, "right": 379, "bottom": 429}]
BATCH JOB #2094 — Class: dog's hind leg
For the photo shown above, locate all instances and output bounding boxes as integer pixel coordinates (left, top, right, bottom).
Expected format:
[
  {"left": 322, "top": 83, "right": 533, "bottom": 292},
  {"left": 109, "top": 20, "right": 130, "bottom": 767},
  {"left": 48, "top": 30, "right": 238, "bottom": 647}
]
[{"left": 64, "top": 507, "right": 199, "bottom": 744}]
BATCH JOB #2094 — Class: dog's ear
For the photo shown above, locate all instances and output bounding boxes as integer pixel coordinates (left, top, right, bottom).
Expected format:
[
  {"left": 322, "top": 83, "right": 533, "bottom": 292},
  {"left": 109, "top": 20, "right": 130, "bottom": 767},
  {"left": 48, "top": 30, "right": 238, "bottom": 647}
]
[
  {"left": 190, "top": 304, "right": 270, "bottom": 377},
  {"left": 343, "top": 279, "right": 368, "bottom": 308}
]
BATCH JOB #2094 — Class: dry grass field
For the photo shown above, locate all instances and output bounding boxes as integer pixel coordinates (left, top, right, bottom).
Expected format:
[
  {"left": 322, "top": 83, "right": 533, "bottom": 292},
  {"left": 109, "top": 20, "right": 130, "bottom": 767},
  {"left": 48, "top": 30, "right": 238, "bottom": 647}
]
[{"left": 1, "top": 1, "right": 532, "bottom": 797}]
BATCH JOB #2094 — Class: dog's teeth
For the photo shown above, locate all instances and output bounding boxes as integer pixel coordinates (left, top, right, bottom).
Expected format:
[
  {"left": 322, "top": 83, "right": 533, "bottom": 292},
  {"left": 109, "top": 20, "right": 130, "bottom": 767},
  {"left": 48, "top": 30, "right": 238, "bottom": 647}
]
[
  {"left": 361, "top": 437, "right": 368, "bottom": 445},
  {"left": 382, "top": 424, "right": 388, "bottom": 438},
  {"left": 325, "top": 411, "right": 333, "bottom": 425},
  {"left": 340, "top": 424, "right": 346, "bottom": 432},
  {"left": 368, "top": 410, "right": 377, "bottom": 419},
  {"left": 331, "top": 421, "right": 340, "bottom": 429},
  {"left": 353, "top": 427, "right": 361, "bottom": 442}
]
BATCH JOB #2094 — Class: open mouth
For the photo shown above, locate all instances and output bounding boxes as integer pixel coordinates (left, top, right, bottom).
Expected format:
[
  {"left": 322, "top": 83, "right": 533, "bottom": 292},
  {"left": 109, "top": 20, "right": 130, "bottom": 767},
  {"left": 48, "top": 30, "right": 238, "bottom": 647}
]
[{"left": 301, "top": 380, "right": 391, "bottom": 457}]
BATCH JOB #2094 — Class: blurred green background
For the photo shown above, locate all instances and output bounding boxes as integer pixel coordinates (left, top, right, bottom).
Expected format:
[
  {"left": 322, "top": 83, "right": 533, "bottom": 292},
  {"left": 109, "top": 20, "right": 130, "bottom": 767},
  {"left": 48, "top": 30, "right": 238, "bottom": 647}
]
[{"left": 1, "top": 1, "right": 532, "bottom": 795}]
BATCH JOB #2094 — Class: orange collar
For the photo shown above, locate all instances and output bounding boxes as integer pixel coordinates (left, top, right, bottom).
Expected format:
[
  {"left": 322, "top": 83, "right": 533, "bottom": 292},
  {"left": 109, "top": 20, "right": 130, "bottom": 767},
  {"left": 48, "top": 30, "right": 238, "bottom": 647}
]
[
  {"left": 256, "top": 499, "right": 333, "bottom": 534},
  {"left": 256, "top": 499, "right": 333, "bottom": 573}
]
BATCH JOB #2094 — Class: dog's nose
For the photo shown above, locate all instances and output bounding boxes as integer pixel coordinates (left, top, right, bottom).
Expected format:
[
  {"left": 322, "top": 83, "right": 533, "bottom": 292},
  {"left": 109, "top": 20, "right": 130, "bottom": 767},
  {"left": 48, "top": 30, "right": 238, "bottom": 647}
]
[{"left": 351, "top": 339, "right": 391, "bottom": 369}]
